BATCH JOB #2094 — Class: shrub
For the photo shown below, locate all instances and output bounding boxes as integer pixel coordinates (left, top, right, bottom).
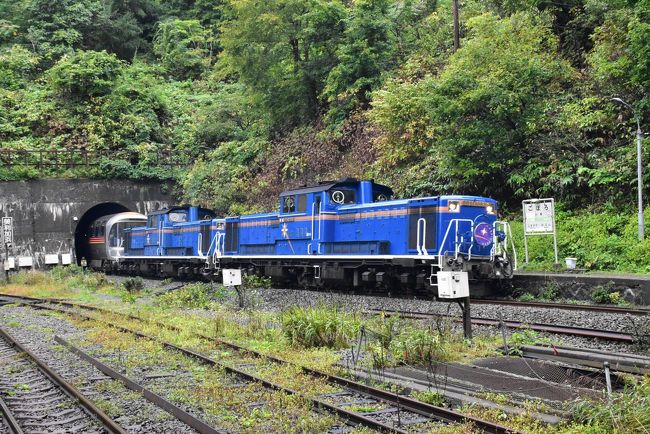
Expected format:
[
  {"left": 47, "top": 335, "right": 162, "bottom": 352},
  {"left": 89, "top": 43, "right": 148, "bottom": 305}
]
[
  {"left": 591, "top": 285, "right": 611, "bottom": 304},
  {"left": 507, "top": 330, "right": 550, "bottom": 356},
  {"left": 242, "top": 274, "right": 272, "bottom": 289},
  {"left": 539, "top": 281, "right": 560, "bottom": 300},
  {"left": 68, "top": 272, "right": 109, "bottom": 292},
  {"left": 9, "top": 271, "right": 51, "bottom": 286},
  {"left": 50, "top": 265, "right": 84, "bottom": 280},
  {"left": 47, "top": 50, "right": 123, "bottom": 99},
  {"left": 412, "top": 390, "right": 445, "bottom": 407},
  {"left": 156, "top": 283, "right": 215, "bottom": 309},
  {"left": 395, "top": 329, "right": 449, "bottom": 366},
  {"left": 281, "top": 305, "right": 360, "bottom": 349},
  {"left": 123, "top": 277, "right": 144, "bottom": 292}
]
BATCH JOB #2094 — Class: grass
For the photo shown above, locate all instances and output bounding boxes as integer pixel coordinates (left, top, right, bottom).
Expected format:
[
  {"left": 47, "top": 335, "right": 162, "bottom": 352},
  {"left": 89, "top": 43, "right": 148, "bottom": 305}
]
[
  {"left": 508, "top": 207, "right": 650, "bottom": 274},
  {"left": 281, "top": 305, "right": 361, "bottom": 349},
  {"left": 7, "top": 269, "right": 650, "bottom": 434}
]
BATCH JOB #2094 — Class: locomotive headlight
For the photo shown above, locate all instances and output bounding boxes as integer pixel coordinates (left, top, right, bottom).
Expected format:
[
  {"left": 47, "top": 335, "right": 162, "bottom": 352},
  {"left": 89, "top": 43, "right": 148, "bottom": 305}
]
[
  {"left": 486, "top": 204, "right": 495, "bottom": 215},
  {"left": 448, "top": 201, "right": 460, "bottom": 212}
]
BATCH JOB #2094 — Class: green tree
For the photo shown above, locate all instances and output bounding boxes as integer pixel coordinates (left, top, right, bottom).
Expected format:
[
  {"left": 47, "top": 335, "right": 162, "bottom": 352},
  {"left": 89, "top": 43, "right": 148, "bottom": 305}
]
[
  {"left": 371, "top": 12, "right": 575, "bottom": 199},
  {"left": 46, "top": 50, "right": 123, "bottom": 98},
  {"left": 219, "top": 0, "right": 346, "bottom": 129},
  {"left": 323, "top": 0, "right": 396, "bottom": 124},
  {"left": 154, "top": 19, "right": 213, "bottom": 80}
]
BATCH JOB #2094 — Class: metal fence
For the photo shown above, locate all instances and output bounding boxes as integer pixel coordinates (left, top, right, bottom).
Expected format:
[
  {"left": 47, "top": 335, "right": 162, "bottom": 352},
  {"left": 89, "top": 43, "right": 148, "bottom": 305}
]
[{"left": 0, "top": 149, "right": 179, "bottom": 169}]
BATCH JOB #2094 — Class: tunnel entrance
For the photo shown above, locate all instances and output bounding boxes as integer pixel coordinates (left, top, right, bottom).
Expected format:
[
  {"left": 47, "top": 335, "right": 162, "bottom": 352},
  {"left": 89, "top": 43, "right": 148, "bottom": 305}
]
[{"left": 74, "top": 202, "right": 131, "bottom": 265}]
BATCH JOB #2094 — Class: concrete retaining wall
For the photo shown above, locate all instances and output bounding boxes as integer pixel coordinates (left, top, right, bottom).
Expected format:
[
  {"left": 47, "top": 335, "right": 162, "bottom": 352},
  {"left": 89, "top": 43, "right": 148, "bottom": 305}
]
[{"left": 513, "top": 271, "right": 650, "bottom": 305}]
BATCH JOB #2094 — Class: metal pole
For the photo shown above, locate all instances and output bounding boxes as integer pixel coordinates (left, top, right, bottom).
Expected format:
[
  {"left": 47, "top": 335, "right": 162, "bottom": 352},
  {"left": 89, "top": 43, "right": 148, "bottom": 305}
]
[
  {"left": 461, "top": 297, "right": 472, "bottom": 340},
  {"left": 636, "top": 118, "right": 644, "bottom": 240},
  {"left": 613, "top": 97, "right": 644, "bottom": 240},
  {"left": 604, "top": 361, "right": 612, "bottom": 399}
]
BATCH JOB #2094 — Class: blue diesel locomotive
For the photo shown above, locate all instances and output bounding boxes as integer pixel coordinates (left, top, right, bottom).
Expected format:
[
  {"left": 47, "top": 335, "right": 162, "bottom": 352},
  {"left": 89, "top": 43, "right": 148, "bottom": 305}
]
[{"left": 85, "top": 179, "right": 516, "bottom": 294}]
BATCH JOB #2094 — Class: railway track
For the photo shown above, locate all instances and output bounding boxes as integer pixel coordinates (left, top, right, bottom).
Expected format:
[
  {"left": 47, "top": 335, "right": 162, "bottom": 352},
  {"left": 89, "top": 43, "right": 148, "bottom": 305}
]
[
  {"left": 0, "top": 327, "right": 125, "bottom": 434},
  {"left": 470, "top": 298, "right": 650, "bottom": 316},
  {"left": 0, "top": 293, "right": 515, "bottom": 434},
  {"left": 364, "top": 309, "right": 638, "bottom": 343}
]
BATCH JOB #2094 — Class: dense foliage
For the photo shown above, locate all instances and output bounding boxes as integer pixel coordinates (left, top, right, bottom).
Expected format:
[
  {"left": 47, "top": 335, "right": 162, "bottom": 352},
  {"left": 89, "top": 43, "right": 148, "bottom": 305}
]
[{"left": 1, "top": 1, "right": 649, "bottom": 216}]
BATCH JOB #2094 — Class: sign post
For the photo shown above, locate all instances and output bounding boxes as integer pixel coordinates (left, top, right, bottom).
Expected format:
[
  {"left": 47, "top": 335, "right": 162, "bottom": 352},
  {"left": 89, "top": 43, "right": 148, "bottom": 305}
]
[
  {"left": 522, "top": 199, "right": 558, "bottom": 264},
  {"left": 2, "top": 217, "right": 12, "bottom": 279}
]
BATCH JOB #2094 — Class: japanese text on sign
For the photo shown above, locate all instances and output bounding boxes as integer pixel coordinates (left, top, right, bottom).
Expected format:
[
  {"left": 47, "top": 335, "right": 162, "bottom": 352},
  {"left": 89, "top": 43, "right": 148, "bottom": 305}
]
[
  {"left": 2, "top": 217, "right": 12, "bottom": 246},
  {"left": 523, "top": 200, "right": 554, "bottom": 234}
]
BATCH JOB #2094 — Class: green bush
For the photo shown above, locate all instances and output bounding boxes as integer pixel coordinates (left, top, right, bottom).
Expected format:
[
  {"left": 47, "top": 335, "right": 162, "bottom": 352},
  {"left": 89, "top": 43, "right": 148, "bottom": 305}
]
[
  {"left": 571, "top": 376, "right": 650, "bottom": 433},
  {"left": 591, "top": 285, "right": 612, "bottom": 304},
  {"left": 510, "top": 208, "right": 650, "bottom": 273},
  {"left": 281, "top": 305, "right": 360, "bottom": 349},
  {"left": 50, "top": 265, "right": 84, "bottom": 280},
  {"left": 9, "top": 271, "right": 51, "bottom": 286},
  {"left": 123, "top": 277, "right": 144, "bottom": 292},
  {"left": 156, "top": 283, "right": 217, "bottom": 309},
  {"left": 242, "top": 274, "right": 272, "bottom": 289},
  {"left": 507, "top": 330, "right": 550, "bottom": 356},
  {"left": 394, "top": 329, "right": 449, "bottom": 366}
]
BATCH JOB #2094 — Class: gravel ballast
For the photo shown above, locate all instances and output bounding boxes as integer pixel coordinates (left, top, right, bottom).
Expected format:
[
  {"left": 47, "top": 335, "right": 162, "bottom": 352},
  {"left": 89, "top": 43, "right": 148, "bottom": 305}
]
[{"left": 0, "top": 305, "right": 199, "bottom": 434}]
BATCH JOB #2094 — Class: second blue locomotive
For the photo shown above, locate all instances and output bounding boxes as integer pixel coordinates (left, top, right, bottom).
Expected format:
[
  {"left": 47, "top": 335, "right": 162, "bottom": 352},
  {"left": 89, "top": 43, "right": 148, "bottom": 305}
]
[{"left": 86, "top": 179, "right": 516, "bottom": 294}]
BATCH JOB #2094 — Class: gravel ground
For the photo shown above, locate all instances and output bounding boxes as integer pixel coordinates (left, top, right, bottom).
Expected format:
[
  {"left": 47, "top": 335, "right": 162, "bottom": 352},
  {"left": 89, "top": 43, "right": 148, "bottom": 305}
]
[
  {"left": 254, "top": 287, "right": 650, "bottom": 355},
  {"left": 0, "top": 305, "right": 199, "bottom": 434},
  {"left": 103, "top": 275, "right": 650, "bottom": 355}
]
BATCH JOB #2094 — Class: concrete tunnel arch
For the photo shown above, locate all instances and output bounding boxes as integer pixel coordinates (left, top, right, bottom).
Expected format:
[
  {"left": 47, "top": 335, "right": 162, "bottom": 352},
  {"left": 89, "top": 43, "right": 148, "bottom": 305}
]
[{"left": 74, "top": 202, "right": 131, "bottom": 265}]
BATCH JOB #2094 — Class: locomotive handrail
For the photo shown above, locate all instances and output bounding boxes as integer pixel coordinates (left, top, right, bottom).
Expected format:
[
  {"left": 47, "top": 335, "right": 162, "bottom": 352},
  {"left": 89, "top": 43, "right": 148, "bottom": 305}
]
[
  {"left": 416, "top": 218, "right": 428, "bottom": 255},
  {"left": 492, "top": 221, "right": 517, "bottom": 271},
  {"left": 437, "top": 218, "right": 474, "bottom": 269}
]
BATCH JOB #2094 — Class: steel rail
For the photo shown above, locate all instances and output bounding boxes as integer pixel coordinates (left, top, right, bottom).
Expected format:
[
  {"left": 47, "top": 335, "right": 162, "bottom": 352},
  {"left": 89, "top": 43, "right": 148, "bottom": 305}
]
[
  {"left": 53, "top": 336, "right": 227, "bottom": 434},
  {"left": 57, "top": 300, "right": 515, "bottom": 433},
  {"left": 0, "top": 327, "right": 127, "bottom": 434},
  {"left": 0, "top": 395, "right": 24, "bottom": 434},
  {"left": 0, "top": 294, "right": 515, "bottom": 434},
  {"left": 52, "top": 309, "right": 411, "bottom": 434},
  {"left": 470, "top": 299, "right": 650, "bottom": 316},
  {"left": 366, "top": 308, "right": 636, "bottom": 343},
  {"left": 517, "top": 345, "right": 650, "bottom": 375}
]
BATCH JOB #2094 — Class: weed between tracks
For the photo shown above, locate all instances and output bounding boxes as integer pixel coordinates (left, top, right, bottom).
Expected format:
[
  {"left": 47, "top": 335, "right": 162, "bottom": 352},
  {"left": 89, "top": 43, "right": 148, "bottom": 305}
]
[{"left": 4, "top": 270, "right": 650, "bottom": 433}]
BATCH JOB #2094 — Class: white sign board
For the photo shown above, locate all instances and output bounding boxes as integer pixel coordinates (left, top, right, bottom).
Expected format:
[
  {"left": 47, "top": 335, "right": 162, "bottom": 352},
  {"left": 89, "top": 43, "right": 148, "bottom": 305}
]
[
  {"left": 18, "top": 257, "right": 33, "bottom": 268},
  {"left": 45, "top": 254, "right": 59, "bottom": 265},
  {"left": 4, "top": 257, "right": 14, "bottom": 271},
  {"left": 522, "top": 198, "right": 558, "bottom": 264},
  {"left": 523, "top": 200, "right": 555, "bottom": 234},
  {"left": 222, "top": 269, "right": 242, "bottom": 286},
  {"left": 61, "top": 253, "right": 72, "bottom": 265},
  {"left": 2, "top": 217, "right": 12, "bottom": 246}
]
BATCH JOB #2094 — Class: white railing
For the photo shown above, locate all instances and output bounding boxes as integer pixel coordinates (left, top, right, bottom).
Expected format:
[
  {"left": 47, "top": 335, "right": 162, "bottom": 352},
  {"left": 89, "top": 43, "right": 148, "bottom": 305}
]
[
  {"left": 416, "top": 217, "right": 429, "bottom": 255},
  {"left": 492, "top": 221, "right": 518, "bottom": 271},
  {"left": 437, "top": 218, "right": 475, "bottom": 269}
]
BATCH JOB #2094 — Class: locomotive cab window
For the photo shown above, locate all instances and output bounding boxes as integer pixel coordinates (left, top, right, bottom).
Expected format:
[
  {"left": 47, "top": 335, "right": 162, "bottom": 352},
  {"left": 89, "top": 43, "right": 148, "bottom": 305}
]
[
  {"left": 297, "top": 195, "right": 307, "bottom": 213},
  {"left": 330, "top": 189, "right": 356, "bottom": 205},
  {"left": 373, "top": 191, "right": 391, "bottom": 202},
  {"left": 149, "top": 215, "right": 159, "bottom": 227},
  {"left": 282, "top": 196, "right": 296, "bottom": 213},
  {"left": 168, "top": 211, "right": 188, "bottom": 223}
]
